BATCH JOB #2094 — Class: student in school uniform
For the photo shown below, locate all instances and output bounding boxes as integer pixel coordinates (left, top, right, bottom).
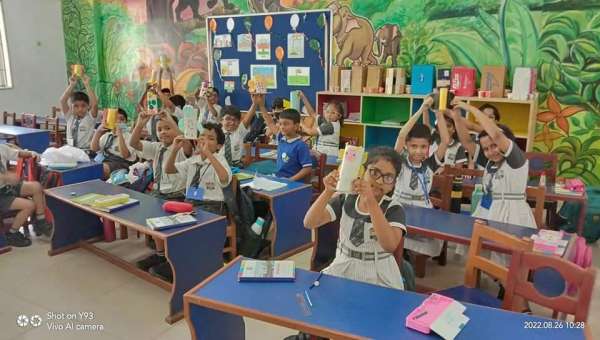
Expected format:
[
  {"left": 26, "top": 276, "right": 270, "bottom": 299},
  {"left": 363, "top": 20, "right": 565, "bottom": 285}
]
[
  {"left": 197, "top": 87, "right": 222, "bottom": 125},
  {"left": 392, "top": 96, "right": 450, "bottom": 258},
  {"left": 300, "top": 93, "right": 343, "bottom": 158},
  {"left": 425, "top": 111, "right": 467, "bottom": 168},
  {"left": 257, "top": 95, "right": 313, "bottom": 182},
  {"left": 219, "top": 104, "right": 254, "bottom": 167},
  {"left": 59, "top": 73, "right": 98, "bottom": 150},
  {"left": 304, "top": 147, "right": 406, "bottom": 289},
  {"left": 90, "top": 108, "right": 137, "bottom": 179},
  {"left": 453, "top": 100, "right": 536, "bottom": 229},
  {"left": 452, "top": 104, "right": 501, "bottom": 169},
  {"left": 0, "top": 145, "right": 52, "bottom": 247},
  {"left": 129, "top": 111, "right": 192, "bottom": 200}
]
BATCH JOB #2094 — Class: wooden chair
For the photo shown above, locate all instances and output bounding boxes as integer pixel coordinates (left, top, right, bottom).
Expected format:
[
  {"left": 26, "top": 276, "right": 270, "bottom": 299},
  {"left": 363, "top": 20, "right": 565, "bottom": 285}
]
[
  {"left": 526, "top": 185, "right": 546, "bottom": 229},
  {"left": 442, "top": 164, "right": 484, "bottom": 199},
  {"left": 20, "top": 113, "right": 37, "bottom": 128},
  {"left": 2, "top": 111, "right": 16, "bottom": 125},
  {"left": 311, "top": 152, "right": 327, "bottom": 201},
  {"left": 223, "top": 177, "right": 239, "bottom": 259},
  {"left": 436, "top": 222, "right": 533, "bottom": 308},
  {"left": 503, "top": 250, "right": 596, "bottom": 322},
  {"left": 412, "top": 174, "right": 454, "bottom": 278},
  {"left": 40, "top": 117, "right": 64, "bottom": 147},
  {"left": 525, "top": 152, "right": 558, "bottom": 184}
]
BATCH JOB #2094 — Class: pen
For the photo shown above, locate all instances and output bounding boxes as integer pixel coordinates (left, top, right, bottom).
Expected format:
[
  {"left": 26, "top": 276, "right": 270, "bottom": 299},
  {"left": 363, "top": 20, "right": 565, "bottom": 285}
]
[{"left": 309, "top": 272, "right": 324, "bottom": 290}]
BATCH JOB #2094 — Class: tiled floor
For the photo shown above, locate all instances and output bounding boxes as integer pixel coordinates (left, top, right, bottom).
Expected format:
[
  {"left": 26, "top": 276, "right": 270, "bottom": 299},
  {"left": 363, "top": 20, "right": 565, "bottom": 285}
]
[{"left": 1, "top": 235, "right": 599, "bottom": 340}]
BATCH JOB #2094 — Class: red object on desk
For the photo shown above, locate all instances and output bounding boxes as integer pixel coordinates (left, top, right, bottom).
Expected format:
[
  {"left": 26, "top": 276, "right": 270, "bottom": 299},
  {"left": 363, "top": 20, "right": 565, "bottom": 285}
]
[
  {"left": 451, "top": 67, "right": 477, "bottom": 96},
  {"left": 163, "top": 201, "right": 194, "bottom": 213}
]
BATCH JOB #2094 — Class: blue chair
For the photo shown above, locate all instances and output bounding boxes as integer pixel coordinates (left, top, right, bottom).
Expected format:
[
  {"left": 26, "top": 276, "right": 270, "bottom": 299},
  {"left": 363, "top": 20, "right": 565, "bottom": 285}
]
[{"left": 435, "top": 222, "right": 533, "bottom": 309}]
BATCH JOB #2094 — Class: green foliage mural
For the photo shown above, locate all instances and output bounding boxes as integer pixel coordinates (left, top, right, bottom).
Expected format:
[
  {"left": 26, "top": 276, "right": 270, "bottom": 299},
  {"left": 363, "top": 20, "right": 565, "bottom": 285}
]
[{"left": 62, "top": 0, "right": 600, "bottom": 185}]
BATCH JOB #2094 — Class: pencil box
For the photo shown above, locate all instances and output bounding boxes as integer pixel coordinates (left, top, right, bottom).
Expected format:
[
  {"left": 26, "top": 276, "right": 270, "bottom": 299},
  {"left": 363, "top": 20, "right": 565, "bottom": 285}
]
[{"left": 163, "top": 201, "right": 194, "bottom": 213}]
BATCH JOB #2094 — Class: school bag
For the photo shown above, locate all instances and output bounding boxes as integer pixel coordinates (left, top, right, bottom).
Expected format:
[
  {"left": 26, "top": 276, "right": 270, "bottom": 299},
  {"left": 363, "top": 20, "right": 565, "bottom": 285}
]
[
  {"left": 237, "top": 187, "right": 273, "bottom": 258},
  {"left": 558, "top": 186, "right": 600, "bottom": 243}
]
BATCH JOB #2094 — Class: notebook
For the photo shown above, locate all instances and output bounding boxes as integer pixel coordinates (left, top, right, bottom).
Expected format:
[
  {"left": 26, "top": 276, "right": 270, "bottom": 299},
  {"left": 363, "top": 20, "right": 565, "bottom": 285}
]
[
  {"left": 146, "top": 213, "right": 198, "bottom": 231},
  {"left": 71, "top": 193, "right": 140, "bottom": 213},
  {"left": 237, "top": 260, "right": 295, "bottom": 282},
  {"left": 406, "top": 293, "right": 469, "bottom": 340}
]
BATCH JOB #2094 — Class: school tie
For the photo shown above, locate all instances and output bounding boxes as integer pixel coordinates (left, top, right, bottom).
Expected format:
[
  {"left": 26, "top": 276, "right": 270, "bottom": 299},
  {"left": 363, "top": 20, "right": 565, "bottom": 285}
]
[
  {"left": 154, "top": 146, "right": 167, "bottom": 192},
  {"left": 409, "top": 166, "right": 423, "bottom": 190},
  {"left": 72, "top": 118, "right": 81, "bottom": 147},
  {"left": 103, "top": 133, "right": 116, "bottom": 155},
  {"left": 224, "top": 133, "right": 232, "bottom": 165},
  {"left": 150, "top": 116, "right": 158, "bottom": 142},
  {"left": 349, "top": 218, "right": 366, "bottom": 247}
]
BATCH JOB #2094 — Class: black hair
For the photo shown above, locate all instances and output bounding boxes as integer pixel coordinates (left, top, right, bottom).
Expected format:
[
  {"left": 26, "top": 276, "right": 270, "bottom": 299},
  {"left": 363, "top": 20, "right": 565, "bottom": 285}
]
[
  {"left": 71, "top": 91, "right": 90, "bottom": 105},
  {"left": 365, "top": 146, "right": 403, "bottom": 177},
  {"left": 278, "top": 109, "right": 301, "bottom": 124},
  {"left": 170, "top": 95, "right": 185, "bottom": 109},
  {"left": 407, "top": 123, "right": 432, "bottom": 144},
  {"left": 271, "top": 97, "right": 285, "bottom": 110},
  {"left": 479, "top": 103, "right": 501, "bottom": 121},
  {"left": 202, "top": 122, "right": 225, "bottom": 145},
  {"left": 118, "top": 108, "right": 128, "bottom": 122},
  {"left": 326, "top": 100, "right": 345, "bottom": 126},
  {"left": 208, "top": 87, "right": 219, "bottom": 96},
  {"left": 478, "top": 123, "right": 515, "bottom": 142},
  {"left": 434, "top": 114, "right": 457, "bottom": 140},
  {"left": 161, "top": 88, "right": 172, "bottom": 94},
  {"left": 158, "top": 113, "right": 179, "bottom": 126},
  {"left": 220, "top": 105, "right": 241, "bottom": 121}
]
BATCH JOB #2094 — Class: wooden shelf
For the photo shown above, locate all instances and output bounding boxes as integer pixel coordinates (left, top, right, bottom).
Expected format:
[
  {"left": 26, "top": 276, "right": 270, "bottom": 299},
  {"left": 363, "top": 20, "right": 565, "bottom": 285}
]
[
  {"left": 455, "top": 96, "right": 535, "bottom": 105},
  {"left": 318, "top": 91, "right": 427, "bottom": 99}
]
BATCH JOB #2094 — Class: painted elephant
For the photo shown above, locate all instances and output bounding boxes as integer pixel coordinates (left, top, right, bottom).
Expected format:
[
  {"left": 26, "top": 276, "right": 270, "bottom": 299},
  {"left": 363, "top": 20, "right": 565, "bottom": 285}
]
[
  {"left": 329, "top": 1, "right": 377, "bottom": 66},
  {"left": 247, "top": 0, "right": 289, "bottom": 12},
  {"left": 374, "top": 24, "right": 401, "bottom": 66},
  {"left": 173, "top": 0, "right": 235, "bottom": 21}
]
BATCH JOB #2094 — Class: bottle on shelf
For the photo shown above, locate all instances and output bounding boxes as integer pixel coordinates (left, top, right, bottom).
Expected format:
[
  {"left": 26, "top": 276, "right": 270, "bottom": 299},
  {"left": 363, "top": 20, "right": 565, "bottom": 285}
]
[{"left": 539, "top": 171, "right": 546, "bottom": 187}]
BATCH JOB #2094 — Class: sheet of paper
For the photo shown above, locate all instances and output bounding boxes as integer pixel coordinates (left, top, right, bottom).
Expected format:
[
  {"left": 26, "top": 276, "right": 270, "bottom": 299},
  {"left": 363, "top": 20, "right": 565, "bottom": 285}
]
[
  {"left": 287, "top": 33, "right": 305, "bottom": 58},
  {"left": 287, "top": 67, "right": 310, "bottom": 86},
  {"left": 220, "top": 59, "right": 240, "bottom": 77},
  {"left": 237, "top": 33, "right": 252, "bottom": 52},
  {"left": 250, "top": 176, "right": 287, "bottom": 191},
  {"left": 213, "top": 34, "right": 232, "bottom": 48},
  {"left": 255, "top": 34, "right": 271, "bottom": 60},
  {"left": 430, "top": 301, "right": 469, "bottom": 340}
]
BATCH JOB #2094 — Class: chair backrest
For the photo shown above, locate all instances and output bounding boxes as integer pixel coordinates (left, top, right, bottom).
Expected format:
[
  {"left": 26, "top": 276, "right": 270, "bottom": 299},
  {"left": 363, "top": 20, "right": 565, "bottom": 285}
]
[
  {"left": 525, "top": 152, "right": 557, "bottom": 184},
  {"left": 3, "top": 111, "right": 16, "bottom": 125},
  {"left": 430, "top": 174, "right": 453, "bottom": 211},
  {"left": 502, "top": 250, "right": 596, "bottom": 322},
  {"left": 526, "top": 185, "right": 546, "bottom": 229},
  {"left": 312, "top": 152, "right": 327, "bottom": 193},
  {"left": 51, "top": 106, "right": 61, "bottom": 118},
  {"left": 464, "top": 222, "right": 533, "bottom": 288},
  {"left": 443, "top": 164, "right": 484, "bottom": 178},
  {"left": 21, "top": 113, "right": 37, "bottom": 128},
  {"left": 254, "top": 143, "right": 277, "bottom": 161}
]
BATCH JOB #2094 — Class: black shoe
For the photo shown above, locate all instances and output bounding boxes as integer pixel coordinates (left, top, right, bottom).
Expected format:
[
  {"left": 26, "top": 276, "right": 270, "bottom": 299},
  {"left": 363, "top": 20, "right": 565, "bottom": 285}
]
[
  {"left": 33, "top": 219, "right": 53, "bottom": 237},
  {"left": 5, "top": 231, "right": 32, "bottom": 247},
  {"left": 149, "top": 261, "right": 173, "bottom": 283},
  {"left": 136, "top": 254, "right": 165, "bottom": 271}
]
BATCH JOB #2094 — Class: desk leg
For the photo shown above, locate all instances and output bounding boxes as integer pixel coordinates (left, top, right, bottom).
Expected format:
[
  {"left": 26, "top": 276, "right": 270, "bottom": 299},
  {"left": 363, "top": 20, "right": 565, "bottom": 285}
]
[
  {"left": 164, "top": 218, "right": 227, "bottom": 323},
  {"left": 577, "top": 200, "right": 588, "bottom": 236},
  {"left": 47, "top": 196, "right": 103, "bottom": 255},
  {"left": 271, "top": 187, "right": 312, "bottom": 258},
  {"left": 186, "top": 303, "right": 245, "bottom": 340}
]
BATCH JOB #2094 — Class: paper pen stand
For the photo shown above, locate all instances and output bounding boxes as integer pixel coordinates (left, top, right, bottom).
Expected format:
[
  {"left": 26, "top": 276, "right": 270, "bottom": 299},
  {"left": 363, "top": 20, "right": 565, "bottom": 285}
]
[{"left": 336, "top": 145, "right": 365, "bottom": 193}]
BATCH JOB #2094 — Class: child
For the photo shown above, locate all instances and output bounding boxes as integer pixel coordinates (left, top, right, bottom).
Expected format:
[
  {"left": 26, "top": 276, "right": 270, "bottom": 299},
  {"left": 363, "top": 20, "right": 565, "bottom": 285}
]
[
  {"left": 129, "top": 111, "right": 192, "bottom": 200},
  {"left": 219, "top": 105, "right": 254, "bottom": 167},
  {"left": 90, "top": 108, "right": 137, "bottom": 179},
  {"left": 425, "top": 112, "right": 467, "bottom": 167},
  {"left": 393, "top": 96, "right": 450, "bottom": 258},
  {"left": 165, "top": 123, "right": 232, "bottom": 214},
  {"left": 304, "top": 147, "right": 406, "bottom": 289},
  {"left": 452, "top": 101, "right": 536, "bottom": 229},
  {"left": 244, "top": 96, "right": 285, "bottom": 144},
  {"left": 300, "top": 92, "right": 343, "bottom": 157},
  {"left": 197, "top": 87, "right": 222, "bottom": 125},
  {"left": 0, "top": 145, "right": 52, "bottom": 247},
  {"left": 59, "top": 73, "right": 98, "bottom": 150},
  {"left": 258, "top": 96, "right": 312, "bottom": 182},
  {"left": 452, "top": 104, "right": 501, "bottom": 169}
]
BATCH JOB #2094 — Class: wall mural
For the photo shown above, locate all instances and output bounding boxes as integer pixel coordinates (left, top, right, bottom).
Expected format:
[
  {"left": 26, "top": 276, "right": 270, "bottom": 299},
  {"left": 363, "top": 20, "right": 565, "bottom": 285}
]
[{"left": 62, "top": 0, "right": 600, "bottom": 185}]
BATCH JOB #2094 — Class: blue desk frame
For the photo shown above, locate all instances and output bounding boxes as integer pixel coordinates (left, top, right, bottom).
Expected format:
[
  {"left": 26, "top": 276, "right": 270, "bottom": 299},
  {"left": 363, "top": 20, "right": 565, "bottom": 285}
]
[
  {"left": 185, "top": 257, "right": 587, "bottom": 340},
  {"left": 240, "top": 172, "right": 313, "bottom": 258},
  {"left": 47, "top": 162, "right": 104, "bottom": 185},
  {"left": 0, "top": 125, "right": 50, "bottom": 153},
  {"left": 45, "top": 180, "right": 228, "bottom": 323}
]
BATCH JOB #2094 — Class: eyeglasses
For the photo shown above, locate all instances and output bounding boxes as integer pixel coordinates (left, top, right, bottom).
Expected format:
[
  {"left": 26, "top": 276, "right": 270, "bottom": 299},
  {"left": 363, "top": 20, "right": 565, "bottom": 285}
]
[{"left": 367, "top": 167, "right": 396, "bottom": 184}]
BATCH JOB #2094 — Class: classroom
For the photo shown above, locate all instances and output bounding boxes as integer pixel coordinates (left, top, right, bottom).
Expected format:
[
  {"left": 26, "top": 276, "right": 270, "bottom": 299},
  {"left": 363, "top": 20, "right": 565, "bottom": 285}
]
[{"left": 0, "top": 0, "right": 599, "bottom": 339}]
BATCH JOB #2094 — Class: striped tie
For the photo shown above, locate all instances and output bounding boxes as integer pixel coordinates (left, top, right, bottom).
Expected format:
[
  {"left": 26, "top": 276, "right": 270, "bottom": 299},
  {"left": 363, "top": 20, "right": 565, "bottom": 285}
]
[{"left": 224, "top": 133, "right": 232, "bottom": 165}]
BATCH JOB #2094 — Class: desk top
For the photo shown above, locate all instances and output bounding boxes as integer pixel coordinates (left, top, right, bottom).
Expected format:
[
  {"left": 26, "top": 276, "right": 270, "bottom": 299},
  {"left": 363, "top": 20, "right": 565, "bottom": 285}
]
[
  {"left": 46, "top": 180, "right": 225, "bottom": 238},
  {"left": 239, "top": 170, "right": 312, "bottom": 198},
  {"left": 0, "top": 124, "right": 49, "bottom": 135},
  {"left": 462, "top": 178, "right": 587, "bottom": 202},
  {"left": 249, "top": 146, "right": 339, "bottom": 166},
  {"left": 186, "top": 257, "right": 586, "bottom": 340},
  {"left": 44, "top": 161, "right": 103, "bottom": 173}
]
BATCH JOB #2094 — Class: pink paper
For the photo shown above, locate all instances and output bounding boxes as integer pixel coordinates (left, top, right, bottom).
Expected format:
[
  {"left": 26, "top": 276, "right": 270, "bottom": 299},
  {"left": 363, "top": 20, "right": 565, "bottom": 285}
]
[{"left": 406, "top": 294, "right": 455, "bottom": 334}]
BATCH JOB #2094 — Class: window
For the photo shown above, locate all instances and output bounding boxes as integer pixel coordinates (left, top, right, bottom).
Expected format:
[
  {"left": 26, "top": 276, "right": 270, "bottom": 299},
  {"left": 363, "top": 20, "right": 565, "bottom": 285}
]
[{"left": 0, "top": 1, "right": 12, "bottom": 89}]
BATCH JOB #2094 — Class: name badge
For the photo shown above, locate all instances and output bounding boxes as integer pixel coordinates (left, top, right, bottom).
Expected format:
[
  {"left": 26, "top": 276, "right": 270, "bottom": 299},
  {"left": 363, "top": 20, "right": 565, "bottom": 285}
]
[
  {"left": 94, "top": 153, "right": 105, "bottom": 163},
  {"left": 186, "top": 186, "right": 205, "bottom": 201},
  {"left": 481, "top": 193, "right": 493, "bottom": 209}
]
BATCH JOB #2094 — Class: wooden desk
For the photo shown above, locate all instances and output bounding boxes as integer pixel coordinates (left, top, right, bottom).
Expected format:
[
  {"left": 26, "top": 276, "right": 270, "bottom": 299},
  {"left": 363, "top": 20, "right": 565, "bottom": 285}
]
[
  {"left": 45, "top": 162, "right": 104, "bottom": 185},
  {"left": 185, "top": 256, "right": 588, "bottom": 340},
  {"left": 45, "top": 180, "right": 228, "bottom": 323},
  {"left": 0, "top": 125, "right": 50, "bottom": 153}
]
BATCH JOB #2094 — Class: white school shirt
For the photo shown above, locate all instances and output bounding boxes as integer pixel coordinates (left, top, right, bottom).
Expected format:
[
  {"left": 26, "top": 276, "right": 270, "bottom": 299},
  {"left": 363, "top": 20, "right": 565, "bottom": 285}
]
[
  {"left": 324, "top": 193, "right": 406, "bottom": 290},
  {"left": 98, "top": 132, "right": 137, "bottom": 162},
  {"left": 0, "top": 144, "right": 19, "bottom": 188},
  {"left": 197, "top": 100, "right": 222, "bottom": 125},
  {"left": 222, "top": 123, "right": 249, "bottom": 165},
  {"left": 64, "top": 111, "right": 96, "bottom": 149},
  {"left": 392, "top": 152, "right": 444, "bottom": 257},
  {"left": 140, "top": 141, "right": 187, "bottom": 195},
  {"left": 175, "top": 152, "right": 232, "bottom": 202},
  {"left": 429, "top": 139, "right": 468, "bottom": 165},
  {"left": 315, "top": 116, "right": 340, "bottom": 157}
]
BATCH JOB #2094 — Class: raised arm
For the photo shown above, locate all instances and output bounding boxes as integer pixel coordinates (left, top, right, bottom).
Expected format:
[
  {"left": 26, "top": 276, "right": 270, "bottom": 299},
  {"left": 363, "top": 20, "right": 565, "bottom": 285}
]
[
  {"left": 454, "top": 101, "right": 511, "bottom": 153},
  {"left": 60, "top": 75, "right": 78, "bottom": 116},
  {"left": 167, "top": 67, "right": 175, "bottom": 94},
  {"left": 90, "top": 124, "right": 107, "bottom": 152},
  {"left": 450, "top": 108, "right": 477, "bottom": 157},
  {"left": 165, "top": 136, "right": 183, "bottom": 174},
  {"left": 300, "top": 119, "right": 319, "bottom": 136},
  {"left": 242, "top": 97, "right": 258, "bottom": 129},
  {"left": 257, "top": 94, "right": 278, "bottom": 135},
  {"left": 298, "top": 91, "right": 316, "bottom": 117},
  {"left": 130, "top": 111, "right": 151, "bottom": 151},
  {"left": 304, "top": 170, "right": 339, "bottom": 229},
  {"left": 115, "top": 127, "right": 131, "bottom": 159},
  {"left": 81, "top": 75, "right": 98, "bottom": 118},
  {"left": 434, "top": 109, "right": 450, "bottom": 161},
  {"left": 394, "top": 96, "right": 433, "bottom": 152}
]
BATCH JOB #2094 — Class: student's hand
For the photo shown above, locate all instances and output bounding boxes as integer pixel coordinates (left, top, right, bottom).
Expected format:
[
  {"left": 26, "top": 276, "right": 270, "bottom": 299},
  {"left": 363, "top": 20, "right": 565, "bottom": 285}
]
[
  {"left": 97, "top": 122, "right": 108, "bottom": 133},
  {"left": 251, "top": 93, "right": 265, "bottom": 107},
  {"left": 452, "top": 99, "right": 469, "bottom": 111},
  {"left": 323, "top": 170, "right": 339, "bottom": 192},
  {"left": 352, "top": 178, "right": 377, "bottom": 205},
  {"left": 69, "top": 75, "right": 78, "bottom": 86},
  {"left": 423, "top": 96, "right": 434, "bottom": 109},
  {"left": 137, "top": 111, "right": 153, "bottom": 124},
  {"left": 82, "top": 74, "right": 91, "bottom": 87},
  {"left": 298, "top": 90, "right": 306, "bottom": 99},
  {"left": 474, "top": 218, "right": 488, "bottom": 225},
  {"left": 173, "top": 136, "right": 185, "bottom": 150}
]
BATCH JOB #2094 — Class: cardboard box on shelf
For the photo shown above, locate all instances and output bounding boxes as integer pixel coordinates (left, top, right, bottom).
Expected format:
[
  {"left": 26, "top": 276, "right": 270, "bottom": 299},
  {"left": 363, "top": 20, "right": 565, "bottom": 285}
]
[
  {"left": 394, "top": 68, "right": 406, "bottom": 94},
  {"left": 351, "top": 65, "right": 368, "bottom": 93},
  {"left": 512, "top": 67, "right": 537, "bottom": 100},
  {"left": 411, "top": 65, "right": 435, "bottom": 95},
  {"left": 437, "top": 68, "right": 452, "bottom": 87},
  {"left": 366, "top": 65, "right": 385, "bottom": 93},
  {"left": 330, "top": 65, "right": 347, "bottom": 92},
  {"left": 385, "top": 68, "right": 395, "bottom": 95},
  {"left": 451, "top": 66, "right": 477, "bottom": 96},
  {"left": 481, "top": 66, "right": 507, "bottom": 98},
  {"left": 341, "top": 69, "right": 352, "bottom": 92}
]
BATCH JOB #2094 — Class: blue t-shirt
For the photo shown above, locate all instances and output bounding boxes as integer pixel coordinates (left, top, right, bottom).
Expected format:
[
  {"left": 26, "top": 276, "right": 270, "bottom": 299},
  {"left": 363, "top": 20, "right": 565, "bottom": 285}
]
[{"left": 276, "top": 133, "right": 313, "bottom": 178}]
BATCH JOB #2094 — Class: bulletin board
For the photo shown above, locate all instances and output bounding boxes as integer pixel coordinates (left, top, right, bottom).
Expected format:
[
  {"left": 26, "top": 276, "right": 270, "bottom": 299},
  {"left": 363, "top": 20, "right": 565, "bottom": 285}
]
[{"left": 206, "top": 10, "right": 332, "bottom": 110}]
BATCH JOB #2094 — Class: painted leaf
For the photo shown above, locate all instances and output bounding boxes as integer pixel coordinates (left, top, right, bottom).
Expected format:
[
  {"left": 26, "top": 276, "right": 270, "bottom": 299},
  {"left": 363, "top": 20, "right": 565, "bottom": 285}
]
[
  {"left": 556, "top": 117, "right": 570, "bottom": 134},
  {"left": 309, "top": 39, "right": 320, "bottom": 51},
  {"left": 537, "top": 111, "right": 556, "bottom": 122},
  {"left": 561, "top": 106, "right": 585, "bottom": 117},
  {"left": 499, "top": 0, "right": 538, "bottom": 73},
  {"left": 556, "top": 94, "right": 584, "bottom": 106},
  {"left": 431, "top": 32, "right": 500, "bottom": 70},
  {"left": 595, "top": 84, "right": 600, "bottom": 103},
  {"left": 546, "top": 93, "right": 561, "bottom": 113}
]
